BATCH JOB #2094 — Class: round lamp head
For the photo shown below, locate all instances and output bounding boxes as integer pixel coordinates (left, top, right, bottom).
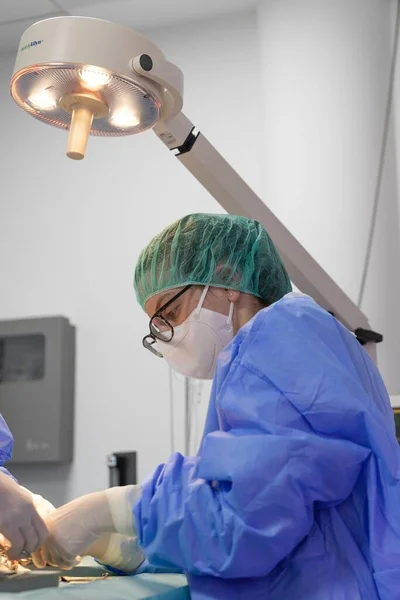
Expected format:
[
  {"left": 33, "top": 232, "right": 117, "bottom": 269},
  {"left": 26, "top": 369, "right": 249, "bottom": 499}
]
[
  {"left": 12, "top": 63, "right": 162, "bottom": 136},
  {"left": 10, "top": 17, "right": 183, "bottom": 159}
]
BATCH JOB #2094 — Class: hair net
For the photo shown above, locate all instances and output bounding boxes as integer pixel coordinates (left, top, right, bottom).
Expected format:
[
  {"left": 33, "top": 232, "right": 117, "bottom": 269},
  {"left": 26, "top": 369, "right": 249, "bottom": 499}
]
[{"left": 134, "top": 213, "right": 292, "bottom": 309}]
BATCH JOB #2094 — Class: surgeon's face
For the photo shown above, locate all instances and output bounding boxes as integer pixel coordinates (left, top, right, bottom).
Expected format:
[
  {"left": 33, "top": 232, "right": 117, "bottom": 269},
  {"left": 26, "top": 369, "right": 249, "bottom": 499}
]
[{"left": 145, "top": 286, "right": 231, "bottom": 327}]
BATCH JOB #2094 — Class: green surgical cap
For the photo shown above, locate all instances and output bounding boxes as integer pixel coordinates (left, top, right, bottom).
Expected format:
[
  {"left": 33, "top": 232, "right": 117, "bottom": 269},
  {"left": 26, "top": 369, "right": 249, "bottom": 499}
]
[{"left": 134, "top": 213, "right": 292, "bottom": 309}]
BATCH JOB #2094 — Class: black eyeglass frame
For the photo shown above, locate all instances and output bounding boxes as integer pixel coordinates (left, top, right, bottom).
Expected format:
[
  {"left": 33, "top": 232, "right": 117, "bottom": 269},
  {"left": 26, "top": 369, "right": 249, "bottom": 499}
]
[{"left": 142, "top": 285, "right": 192, "bottom": 357}]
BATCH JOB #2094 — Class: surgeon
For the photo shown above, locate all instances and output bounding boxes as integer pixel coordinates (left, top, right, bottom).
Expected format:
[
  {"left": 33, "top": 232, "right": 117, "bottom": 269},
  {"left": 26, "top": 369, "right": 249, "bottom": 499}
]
[
  {"left": 32, "top": 214, "right": 400, "bottom": 599},
  {"left": 0, "top": 415, "right": 52, "bottom": 559}
]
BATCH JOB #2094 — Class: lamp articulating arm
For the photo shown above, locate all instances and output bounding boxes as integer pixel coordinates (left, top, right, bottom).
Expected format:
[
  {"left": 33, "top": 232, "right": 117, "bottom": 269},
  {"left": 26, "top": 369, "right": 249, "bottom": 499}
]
[{"left": 153, "top": 112, "right": 382, "bottom": 363}]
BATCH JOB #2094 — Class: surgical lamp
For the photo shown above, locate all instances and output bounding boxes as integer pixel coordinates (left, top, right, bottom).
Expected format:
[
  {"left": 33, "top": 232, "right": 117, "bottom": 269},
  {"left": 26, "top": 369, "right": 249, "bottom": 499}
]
[{"left": 10, "top": 16, "right": 382, "bottom": 360}]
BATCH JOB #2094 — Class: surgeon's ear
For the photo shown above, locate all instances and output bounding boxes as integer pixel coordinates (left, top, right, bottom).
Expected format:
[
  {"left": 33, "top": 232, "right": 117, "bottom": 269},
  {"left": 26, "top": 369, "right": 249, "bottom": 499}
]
[{"left": 227, "top": 290, "right": 240, "bottom": 303}]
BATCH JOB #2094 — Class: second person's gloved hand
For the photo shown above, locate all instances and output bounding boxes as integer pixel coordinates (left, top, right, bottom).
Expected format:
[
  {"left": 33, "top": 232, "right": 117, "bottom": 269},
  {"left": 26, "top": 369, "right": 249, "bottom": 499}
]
[
  {"left": 0, "top": 472, "right": 49, "bottom": 560},
  {"left": 0, "top": 487, "right": 55, "bottom": 554},
  {"left": 32, "top": 485, "right": 142, "bottom": 569}
]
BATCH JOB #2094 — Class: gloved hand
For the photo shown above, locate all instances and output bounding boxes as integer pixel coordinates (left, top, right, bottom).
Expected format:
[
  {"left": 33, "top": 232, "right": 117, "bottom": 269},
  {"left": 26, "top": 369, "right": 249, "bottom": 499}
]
[
  {"left": 0, "top": 487, "right": 55, "bottom": 552},
  {"left": 0, "top": 472, "right": 49, "bottom": 560},
  {"left": 32, "top": 485, "right": 141, "bottom": 570},
  {"left": 21, "top": 487, "right": 56, "bottom": 519},
  {"left": 85, "top": 533, "right": 145, "bottom": 574}
]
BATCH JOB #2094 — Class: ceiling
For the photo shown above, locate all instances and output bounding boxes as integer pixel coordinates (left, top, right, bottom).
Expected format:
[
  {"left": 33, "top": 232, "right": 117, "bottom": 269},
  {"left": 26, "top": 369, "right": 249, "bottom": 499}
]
[{"left": 0, "top": 0, "right": 258, "bottom": 55}]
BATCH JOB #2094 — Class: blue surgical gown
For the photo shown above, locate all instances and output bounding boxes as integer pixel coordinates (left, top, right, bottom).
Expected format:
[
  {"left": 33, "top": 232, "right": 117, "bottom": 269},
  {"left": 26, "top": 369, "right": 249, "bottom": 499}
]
[
  {"left": 0, "top": 414, "right": 14, "bottom": 480},
  {"left": 134, "top": 293, "right": 400, "bottom": 599}
]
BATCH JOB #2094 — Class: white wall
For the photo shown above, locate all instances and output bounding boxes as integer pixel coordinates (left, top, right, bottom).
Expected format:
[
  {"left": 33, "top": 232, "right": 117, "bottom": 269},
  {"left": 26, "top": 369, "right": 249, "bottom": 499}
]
[
  {"left": 257, "top": 0, "right": 400, "bottom": 393},
  {"left": 0, "top": 11, "right": 262, "bottom": 505}
]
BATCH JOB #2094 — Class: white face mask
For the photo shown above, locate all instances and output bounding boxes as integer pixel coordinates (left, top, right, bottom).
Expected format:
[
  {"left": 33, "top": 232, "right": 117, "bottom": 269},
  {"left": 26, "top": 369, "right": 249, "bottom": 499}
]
[{"left": 155, "top": 286, "right": 234, "bottom": 380}]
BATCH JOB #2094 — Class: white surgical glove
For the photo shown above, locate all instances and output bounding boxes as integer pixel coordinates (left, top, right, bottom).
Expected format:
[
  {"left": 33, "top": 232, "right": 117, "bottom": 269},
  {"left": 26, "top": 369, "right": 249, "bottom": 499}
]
[
  {"left": 0, "top": 472, "right": 49, "bottom": 560},
  {"left": 32, "top": 485, "right": 141, "bottom": 570},
  {"left": 20, "top": 487, "right": 56, "bottom": 519},
  {"left": 85, "top": 533, "right": 145, "bottom": 573},
  {"left": 0, "top": 488, "right": 55, "bottom": 552}
]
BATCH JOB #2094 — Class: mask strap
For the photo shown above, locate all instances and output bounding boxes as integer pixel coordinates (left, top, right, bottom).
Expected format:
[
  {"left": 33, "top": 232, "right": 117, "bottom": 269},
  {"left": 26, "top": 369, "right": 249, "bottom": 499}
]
[
  {"left": 195, "top": 286, "right": 209, "bottom": 315},
  {"left": 227, "top": 299, "right": 234, "bottom": 328}
]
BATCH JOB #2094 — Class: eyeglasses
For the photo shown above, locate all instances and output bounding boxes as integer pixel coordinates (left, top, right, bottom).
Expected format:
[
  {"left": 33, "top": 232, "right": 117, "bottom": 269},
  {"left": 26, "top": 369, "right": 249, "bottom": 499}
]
[{"left": 142, "top": 285, "right": 192, "bottom": 357}]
